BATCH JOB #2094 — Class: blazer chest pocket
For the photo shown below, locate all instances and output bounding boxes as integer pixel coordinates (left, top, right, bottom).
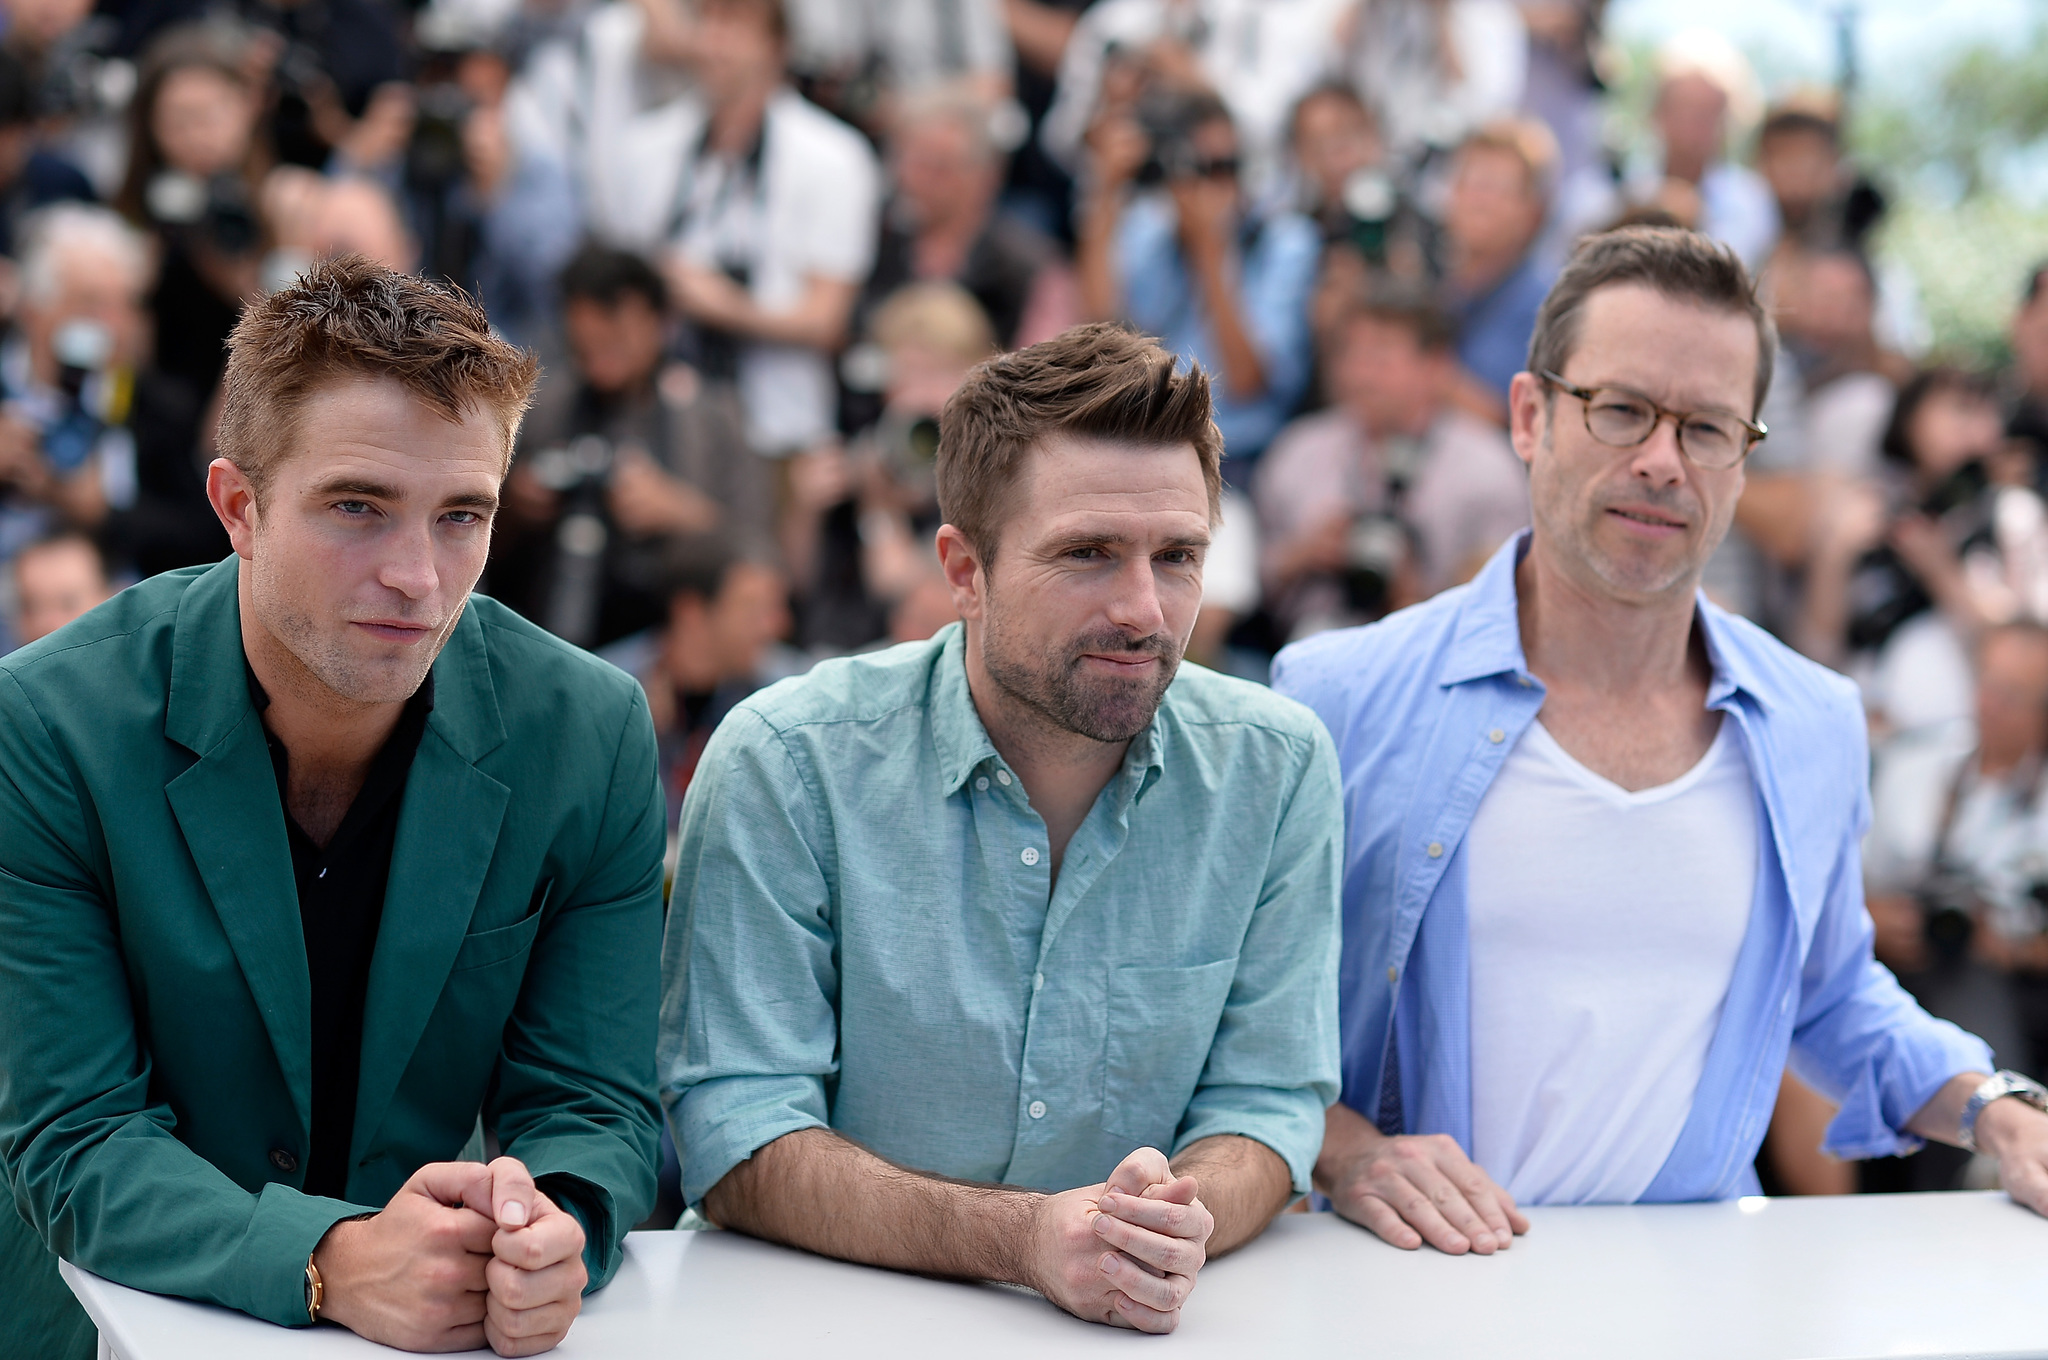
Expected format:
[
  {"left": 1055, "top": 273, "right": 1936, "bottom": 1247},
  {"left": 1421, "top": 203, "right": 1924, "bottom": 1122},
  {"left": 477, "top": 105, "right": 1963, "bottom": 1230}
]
[
  {"left": 452, "top": 881, "right": 551, "bottom": 973},
  {"left": 1102, "top": 956, "right": 1239, "bottom": 1145}
]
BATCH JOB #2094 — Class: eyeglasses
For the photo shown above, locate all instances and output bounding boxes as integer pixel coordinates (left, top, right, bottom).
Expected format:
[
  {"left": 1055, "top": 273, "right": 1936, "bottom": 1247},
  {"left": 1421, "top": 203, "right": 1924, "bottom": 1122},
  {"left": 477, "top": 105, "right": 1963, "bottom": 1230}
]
[{"left": 1538, "top": 371, "right": 1766, "bottom": 471}]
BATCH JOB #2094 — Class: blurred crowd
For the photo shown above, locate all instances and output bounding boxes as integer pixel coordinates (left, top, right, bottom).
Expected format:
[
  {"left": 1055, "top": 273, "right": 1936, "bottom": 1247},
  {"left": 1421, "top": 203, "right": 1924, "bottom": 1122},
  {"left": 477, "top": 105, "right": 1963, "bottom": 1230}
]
[{"left": 3, "top": 0, "right": 2048, "bottom": 1176}]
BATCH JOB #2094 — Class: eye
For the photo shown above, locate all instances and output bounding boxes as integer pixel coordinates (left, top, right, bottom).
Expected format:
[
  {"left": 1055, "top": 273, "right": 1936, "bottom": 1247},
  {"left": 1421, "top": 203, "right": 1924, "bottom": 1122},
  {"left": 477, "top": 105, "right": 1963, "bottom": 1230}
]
[
  {"left": 1158, "top": 548, "right": 1200, "bottom": 565},
  {"left": 444, "top": 510, "right": 485, "bottom": 526},
  {"left": 1066, "top": 545, "right": 1105, "bottom": 561},
  {"left": 334, "top": 500, "right": 373, "bottom": 516}
]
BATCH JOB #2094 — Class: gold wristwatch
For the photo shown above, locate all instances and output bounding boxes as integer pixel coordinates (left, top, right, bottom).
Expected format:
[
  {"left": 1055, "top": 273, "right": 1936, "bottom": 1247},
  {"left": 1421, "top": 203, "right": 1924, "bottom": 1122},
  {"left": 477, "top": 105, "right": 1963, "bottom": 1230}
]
[{"left": 304, "top": 1254, "right": 324, "bottom": 1324}]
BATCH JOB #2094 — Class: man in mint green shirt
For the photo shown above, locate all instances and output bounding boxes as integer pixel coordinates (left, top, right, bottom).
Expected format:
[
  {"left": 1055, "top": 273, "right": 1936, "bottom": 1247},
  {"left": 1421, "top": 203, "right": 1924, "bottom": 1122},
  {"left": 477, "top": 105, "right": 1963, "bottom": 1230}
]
[{"left": 660, "top": 324, "right": 1341, "bottom": 1334}]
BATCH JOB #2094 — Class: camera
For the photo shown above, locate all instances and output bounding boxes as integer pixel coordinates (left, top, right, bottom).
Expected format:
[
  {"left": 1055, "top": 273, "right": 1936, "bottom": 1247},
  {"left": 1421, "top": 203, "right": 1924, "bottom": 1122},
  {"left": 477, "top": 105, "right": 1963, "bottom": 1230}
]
[
  {"left": 527, "top": 435, "right": 617, "bottom": 648},
  {"left": 1845, "top": 460, "right": 1993, "bottom": 652},
  {"left": 144, "top": 171, "right": 260, "bottom": 257},
  {"left": 870, "top": 411, "right": 942, "bottom": 500},
  {"left": 1918, "top": 871, "right": 1979, "bottom": 966},
  {"left": 1342, "top": 515, "right": 1410, "bottom": 618},
  {"left": 406, "top": 82, "right": 474, "bottom": 192},
  {"left": 1131, "top": 89, "right": 1232, "bottom": 186}
]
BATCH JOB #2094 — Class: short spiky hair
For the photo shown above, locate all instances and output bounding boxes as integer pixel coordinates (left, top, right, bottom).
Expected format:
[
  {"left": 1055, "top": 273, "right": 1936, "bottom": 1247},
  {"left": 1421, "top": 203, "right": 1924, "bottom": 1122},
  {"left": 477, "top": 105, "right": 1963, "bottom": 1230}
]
[
  {"left": 216, "top": 255, "right": 540, "bottom": 498},
  {"left": 936, "top": 323, "right": 1222, "bottom": 559}
]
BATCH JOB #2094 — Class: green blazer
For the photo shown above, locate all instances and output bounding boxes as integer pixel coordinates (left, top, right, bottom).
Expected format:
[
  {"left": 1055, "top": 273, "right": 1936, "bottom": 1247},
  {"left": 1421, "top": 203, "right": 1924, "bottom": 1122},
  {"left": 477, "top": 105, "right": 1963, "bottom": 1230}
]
[{"left": 0, "top": 556, "right": 667, "bottom": 1352}]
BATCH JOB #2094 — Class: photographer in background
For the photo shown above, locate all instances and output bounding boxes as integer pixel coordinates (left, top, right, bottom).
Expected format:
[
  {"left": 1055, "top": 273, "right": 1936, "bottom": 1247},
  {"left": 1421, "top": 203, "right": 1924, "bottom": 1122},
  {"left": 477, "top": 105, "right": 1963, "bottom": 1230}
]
[
  {"left": 0, "top": 48, "right": 95, "bottom": 257},
  {"left": 1799, "top": 367, "right": 2040, "bottom": 736},
  {"left": 785, "top": 281, "right": 989, "bottom": 652},
  {"left": 1863, "top": 622, "right": 2048, "bottom": 1187},
  {"left": 493, "top": 245, "right": 772, "bottom": 651},
  {"left": 1290, "top": 83, "right": 1436, "bottom": 303},
  {"left": 1438, "top": 115, "right": 1558, "bottom": 425},
  {"left": 0, "top": 205, "right": 216, "bottom": 628},
  {"left": 1077, "top": 85, "right": 1317, "bottom": 470},
  {"left": 324, "top": 12, "right": 579, "bottom": 346},
  {"left": 1253, "top": 286, "right": 1527, "bottom": 641},
  {"left": 115, "top": 24, "right": 269, "bottom": 401}
]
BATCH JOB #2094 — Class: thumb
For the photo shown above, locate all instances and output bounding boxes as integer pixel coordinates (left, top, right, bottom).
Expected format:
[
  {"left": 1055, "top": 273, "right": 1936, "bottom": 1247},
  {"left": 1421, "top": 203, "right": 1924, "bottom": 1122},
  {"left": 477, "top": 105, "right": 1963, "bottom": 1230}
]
[
  {"left": 1106, "top": 1146, "right": 1173, "bottom": 1197},
  {"left": 1141, "top": 1173, "right": 1200, "bottom": 1205},
  {"left": 487, "top": 1156, "right": 537, "bottom": 1230},
  {"left": 408, "top": 1160, "right": 492, "bottom": 1211}
]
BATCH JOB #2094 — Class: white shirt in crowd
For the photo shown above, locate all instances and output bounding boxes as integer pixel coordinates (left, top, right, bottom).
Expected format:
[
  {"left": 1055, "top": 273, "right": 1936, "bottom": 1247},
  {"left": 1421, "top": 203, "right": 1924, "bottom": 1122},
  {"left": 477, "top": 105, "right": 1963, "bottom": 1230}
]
[
  {"left": 1465, "top": 717, "right": 1758, "bottom": 1205},
  {"left": 526, "top": 2, "right": 881, "bottom": 453}
]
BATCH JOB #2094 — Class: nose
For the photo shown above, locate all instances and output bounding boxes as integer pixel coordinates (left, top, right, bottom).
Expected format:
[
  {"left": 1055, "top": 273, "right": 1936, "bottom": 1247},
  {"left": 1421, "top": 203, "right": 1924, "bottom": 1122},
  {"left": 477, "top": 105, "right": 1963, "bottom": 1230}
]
[
  {"left": 1627, "top": 413, "right": 1689, "bottom": 486},
  {"left": 378, "top": 517, "right": 442, "bottom": 601},
  {"left": 1102, "top": 552, "right": 1168, "bottom": 638}
]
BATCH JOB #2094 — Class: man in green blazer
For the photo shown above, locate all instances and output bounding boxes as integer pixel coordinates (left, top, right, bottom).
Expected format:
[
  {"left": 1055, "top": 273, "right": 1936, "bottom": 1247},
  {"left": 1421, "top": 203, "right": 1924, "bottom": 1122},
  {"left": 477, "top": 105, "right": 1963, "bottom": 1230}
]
[{"left": 0, "top": 258, "right": 667, "bottom": 1357}]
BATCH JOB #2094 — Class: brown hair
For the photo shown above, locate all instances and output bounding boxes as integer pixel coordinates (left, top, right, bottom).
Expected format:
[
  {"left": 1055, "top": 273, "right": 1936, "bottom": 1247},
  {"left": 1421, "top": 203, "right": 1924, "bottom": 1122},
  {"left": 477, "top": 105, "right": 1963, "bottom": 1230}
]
[
  {"left": 1336, "top": 282, "right": 1457, "bottom": 353},
  {"left": 1529, "top": 226, "right": 1777, "bottom": 416},
  {"left": 115, "top": 23, "right": 268, "bottom": 224},
  {"left": 937, "top": 323, "right": 1222, "bottom": 558},
  {"left": 216, "top": 255, "right": 541, "bottom": 498},
  {"left": 1458, "top": 116, "right": 1560, "bottom": 202}
]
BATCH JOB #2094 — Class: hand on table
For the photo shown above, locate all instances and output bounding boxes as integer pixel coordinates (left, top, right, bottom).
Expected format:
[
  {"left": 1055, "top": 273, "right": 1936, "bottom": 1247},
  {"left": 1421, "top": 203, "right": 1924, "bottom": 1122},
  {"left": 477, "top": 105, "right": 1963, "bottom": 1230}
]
[
  {"left": 1028, "top": 1146, "right": 1213, "bottom": 1334},
  {"left": 1322, "top": 1128, "right": 1527, "bottom": 1256},
  {"left": 313, "top": 1156, "right": 586, "bottom": 1355},
  {"left": 1975, "top": 1096, "right": 2048, "bottom": 1219}
]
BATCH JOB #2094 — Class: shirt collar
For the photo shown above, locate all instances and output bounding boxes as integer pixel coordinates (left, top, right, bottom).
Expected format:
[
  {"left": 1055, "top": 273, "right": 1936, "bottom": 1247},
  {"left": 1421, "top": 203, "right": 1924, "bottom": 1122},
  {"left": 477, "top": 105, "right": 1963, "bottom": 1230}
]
[
  {"left": 927, "top": 622, "right": 1171, "bottom": 798},
  {"left": 1440, "top": 530, "right": 1771, "bottom": 713}
]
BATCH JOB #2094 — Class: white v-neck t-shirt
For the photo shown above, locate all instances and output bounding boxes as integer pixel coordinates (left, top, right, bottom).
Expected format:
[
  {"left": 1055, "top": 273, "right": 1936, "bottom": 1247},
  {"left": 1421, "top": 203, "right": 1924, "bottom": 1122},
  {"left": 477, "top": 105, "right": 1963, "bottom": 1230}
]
[{"left": 1466, "top": 717, "right": 1758, "bottom": 1205}]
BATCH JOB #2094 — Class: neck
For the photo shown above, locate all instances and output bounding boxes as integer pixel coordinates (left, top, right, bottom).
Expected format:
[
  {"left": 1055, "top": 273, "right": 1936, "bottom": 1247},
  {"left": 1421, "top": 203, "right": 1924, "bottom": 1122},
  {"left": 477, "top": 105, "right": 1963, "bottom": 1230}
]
[
  {"left": 708, "top": 83, "right": 772, "bottom": 156},
  {"left": 1450, "top": 239, "right": 1523, "bottom": 294},
  {"left": 240, "top": 577, "right": 406, "bottom": 790},
  {"left": 1515, "top": 535, "right": 1703, "bottom": 698},
  {"left": 962, "top": 626, "right": 1129, "bottom": 870},
  {"left": 1979, "top": 745, "right": 2035, "bottom": 782},
  {"left": 1665, "top": 148, "right": 1709, "bottom": 185}
]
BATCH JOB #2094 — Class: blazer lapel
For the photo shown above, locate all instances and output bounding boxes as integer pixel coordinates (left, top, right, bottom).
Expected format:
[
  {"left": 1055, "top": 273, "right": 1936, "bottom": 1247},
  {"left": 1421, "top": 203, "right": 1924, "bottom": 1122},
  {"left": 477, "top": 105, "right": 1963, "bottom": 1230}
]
[
  {"left": 162, "top": 557, "right": 314, "bottom": 1136},
  {"left": 350, "top": 602, "right": 510, "bottom": 1163}
]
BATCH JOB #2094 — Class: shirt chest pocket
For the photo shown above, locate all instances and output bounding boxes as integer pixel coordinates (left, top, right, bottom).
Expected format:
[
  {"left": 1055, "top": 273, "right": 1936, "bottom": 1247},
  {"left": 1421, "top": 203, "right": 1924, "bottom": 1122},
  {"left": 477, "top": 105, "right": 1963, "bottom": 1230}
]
[
  {"left": 1101, "top": 957, "right": 1239, "bottom": 1146},
  {"left": 451, "top": 880, "right": 552, "bottom": 974}
]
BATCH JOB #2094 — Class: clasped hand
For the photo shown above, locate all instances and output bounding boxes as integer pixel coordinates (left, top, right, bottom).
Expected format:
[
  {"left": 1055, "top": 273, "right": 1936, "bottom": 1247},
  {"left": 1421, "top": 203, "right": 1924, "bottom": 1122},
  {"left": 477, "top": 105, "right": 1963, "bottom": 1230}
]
[
  {"left": 312, "top": 1156, "right": 587, "bottom": 1356},
  {"left": 1030, "top": 1147, "right": 1214, "bottom": 1334},
  {"left": 1322, "top": 1122, "right": 1528, "bottom": 1256}
]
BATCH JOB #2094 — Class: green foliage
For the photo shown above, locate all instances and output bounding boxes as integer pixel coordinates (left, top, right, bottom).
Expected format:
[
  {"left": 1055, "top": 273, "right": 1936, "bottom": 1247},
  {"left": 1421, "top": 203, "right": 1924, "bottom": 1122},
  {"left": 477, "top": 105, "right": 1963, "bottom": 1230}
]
[{"left": 1872, "top": 194, "right": 2048, "bottom": 369}]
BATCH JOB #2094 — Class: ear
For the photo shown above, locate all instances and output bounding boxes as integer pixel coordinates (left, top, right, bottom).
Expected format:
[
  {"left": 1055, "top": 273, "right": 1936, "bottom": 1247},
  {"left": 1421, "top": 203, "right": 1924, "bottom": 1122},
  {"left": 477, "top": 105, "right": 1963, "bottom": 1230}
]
[
  {"left": 934, "top": 523, "right": 987, "bottom": 625},
  {"left": 1506, "top": 371, "right": 1547, "bottom": 473},
  {"left": 206, "top": 458, "right": 262, "bottom": 559}
]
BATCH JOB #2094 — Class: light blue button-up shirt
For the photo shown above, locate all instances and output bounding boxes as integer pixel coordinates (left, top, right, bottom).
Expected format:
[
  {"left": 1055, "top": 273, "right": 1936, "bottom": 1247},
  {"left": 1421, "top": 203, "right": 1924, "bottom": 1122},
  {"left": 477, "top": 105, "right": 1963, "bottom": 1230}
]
[
  {"left": 660, "top": 624, "right": 1343, "bottom": 1206},
  {"left": 1272, "top": 535, "right": 1993, "bottom": 1202}
]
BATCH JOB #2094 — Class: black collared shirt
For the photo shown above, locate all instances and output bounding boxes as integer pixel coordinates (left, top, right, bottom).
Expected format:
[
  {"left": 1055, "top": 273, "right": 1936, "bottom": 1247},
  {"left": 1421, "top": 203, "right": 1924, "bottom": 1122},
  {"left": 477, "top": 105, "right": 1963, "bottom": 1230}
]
[{"left": 248, "top": 663, "right": 435, "bottom": 1200}]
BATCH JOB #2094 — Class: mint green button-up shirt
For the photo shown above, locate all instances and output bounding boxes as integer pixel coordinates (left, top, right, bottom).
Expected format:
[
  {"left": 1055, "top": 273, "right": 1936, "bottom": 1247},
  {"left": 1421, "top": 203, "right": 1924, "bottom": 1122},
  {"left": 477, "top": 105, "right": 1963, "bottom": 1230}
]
[{"left": 659, "top": 624, "right": 1342, "bottom": 1206}]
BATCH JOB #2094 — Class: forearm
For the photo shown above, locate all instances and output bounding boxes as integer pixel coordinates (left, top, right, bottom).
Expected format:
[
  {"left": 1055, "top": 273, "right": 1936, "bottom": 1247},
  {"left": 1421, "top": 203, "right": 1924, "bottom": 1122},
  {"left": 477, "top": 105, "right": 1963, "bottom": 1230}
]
[
  {"left": 702, "top": 1127, "right": 1041, "bottom": 1285},
  {"left": 1905, "top": 1070, "right": 1994, "bottom": 1148},
  {"left": 1187, "top": 242, "right": 1266, "bottom": 400},
  {"left": 1004, "top": 0, "right": 1079, "bottom": 74},
  {"left": 1076, "top": 192, "right": 1125, "bottom": 322},
  {"left": 1170, "top": 1135, "right": 1290, "bottom": 1256},
  {"left": 1794, "top": 549, "right": 1857, "bottom": 666}
]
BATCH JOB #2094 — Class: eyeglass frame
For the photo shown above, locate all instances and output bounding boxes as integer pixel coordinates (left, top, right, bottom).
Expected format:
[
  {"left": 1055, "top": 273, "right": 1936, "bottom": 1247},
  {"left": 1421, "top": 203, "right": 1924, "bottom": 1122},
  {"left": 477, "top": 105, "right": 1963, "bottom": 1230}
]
[{"left": 1537, "top": 370, "right": 1767, "bottom": 470}]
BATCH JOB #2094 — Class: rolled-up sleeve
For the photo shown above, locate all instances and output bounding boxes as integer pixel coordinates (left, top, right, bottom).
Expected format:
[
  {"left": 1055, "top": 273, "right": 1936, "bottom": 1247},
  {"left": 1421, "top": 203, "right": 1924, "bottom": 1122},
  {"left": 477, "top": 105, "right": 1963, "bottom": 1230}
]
[
  {"left": 658, "top": 707, "right": 837, "bottom": 1206},
  {"left": 1789, "top": 777, "right": 1993, "bottom": 1160},
  {"left": 1173, "top": 727, "right": 1344, "bottom": 1192}
]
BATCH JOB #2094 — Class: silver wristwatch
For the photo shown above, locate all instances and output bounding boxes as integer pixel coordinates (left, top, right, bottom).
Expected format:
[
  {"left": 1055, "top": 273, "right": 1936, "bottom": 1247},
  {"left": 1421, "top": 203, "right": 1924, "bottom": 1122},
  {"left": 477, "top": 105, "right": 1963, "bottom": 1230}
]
[{"left": 1958, "top": 1070, "right": 2048, "bottom": 1152}]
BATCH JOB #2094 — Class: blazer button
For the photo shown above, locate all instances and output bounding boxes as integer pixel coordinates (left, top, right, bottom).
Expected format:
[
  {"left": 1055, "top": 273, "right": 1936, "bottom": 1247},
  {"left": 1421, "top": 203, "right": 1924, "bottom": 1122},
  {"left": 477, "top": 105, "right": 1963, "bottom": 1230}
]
[{"left": 269, "top": 1148, "right": 299, "bottom": 1174}]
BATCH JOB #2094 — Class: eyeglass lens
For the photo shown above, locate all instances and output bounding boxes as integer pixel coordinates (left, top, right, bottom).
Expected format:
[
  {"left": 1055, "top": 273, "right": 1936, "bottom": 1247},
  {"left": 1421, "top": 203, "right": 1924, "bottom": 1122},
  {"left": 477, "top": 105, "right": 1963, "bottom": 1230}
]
[{"left": 1582, "top": 391, "right": 1746, "bottom": 468}]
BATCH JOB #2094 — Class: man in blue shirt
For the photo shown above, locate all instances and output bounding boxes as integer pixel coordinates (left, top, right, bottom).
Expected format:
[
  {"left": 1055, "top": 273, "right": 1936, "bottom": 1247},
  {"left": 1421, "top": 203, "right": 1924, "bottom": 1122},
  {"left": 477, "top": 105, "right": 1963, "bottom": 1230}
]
[
  {"left": 1274, "top": 227, "right": 2048, "bottom": 1255},
  {"left": 1076, "top": 90, "right": 1319, "bottom": 468},
  {"left": 1440, "top": 119, "right": 1561, "bottom": 424},
  {"left": 661, "top": 324, "right": 1341, "bottom": 1332}
]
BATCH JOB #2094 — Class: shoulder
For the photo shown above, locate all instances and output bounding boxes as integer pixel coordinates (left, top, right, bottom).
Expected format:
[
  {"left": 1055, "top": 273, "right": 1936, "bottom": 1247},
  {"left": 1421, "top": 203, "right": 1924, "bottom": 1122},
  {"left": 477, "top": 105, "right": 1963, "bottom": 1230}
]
[
  {"left": 1162, "top": 661, "right": 1330, "bottom": 753},
  {"left": 1271, "top": 587, "right": 1471, "bottom": 722},
  {"left": 0, "top": 563, "right": 207, "bottom": 697},
  {"left": 734, "top": 633, "right": 946, "bottom": 738},
  {"left": 469, "top": 593, "right": 645, "bottom": 723},
  {"left": 770, "top": 91, "right": 878, "bottom": 171},
  {"left": 1704, "top": 602, "right": 1864, "bottom": 733}
]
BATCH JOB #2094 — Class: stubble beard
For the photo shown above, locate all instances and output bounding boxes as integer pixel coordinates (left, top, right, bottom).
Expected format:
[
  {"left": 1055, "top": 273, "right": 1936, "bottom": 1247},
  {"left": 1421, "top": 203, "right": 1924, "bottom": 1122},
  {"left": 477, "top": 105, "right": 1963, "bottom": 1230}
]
[
  {"left": 253, "top": 566, "right": 450, "bottom": 707},
  {"left": 979, "top": 596, "right": 1182, "bottom": 746}
]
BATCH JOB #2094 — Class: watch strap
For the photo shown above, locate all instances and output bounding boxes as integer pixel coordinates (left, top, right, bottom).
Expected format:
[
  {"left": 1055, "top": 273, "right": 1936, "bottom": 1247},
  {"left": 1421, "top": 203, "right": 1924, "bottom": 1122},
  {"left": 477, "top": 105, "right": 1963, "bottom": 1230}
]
[{"left": 1959, "top": 1069, "right": 2048, "bottom": 1152}]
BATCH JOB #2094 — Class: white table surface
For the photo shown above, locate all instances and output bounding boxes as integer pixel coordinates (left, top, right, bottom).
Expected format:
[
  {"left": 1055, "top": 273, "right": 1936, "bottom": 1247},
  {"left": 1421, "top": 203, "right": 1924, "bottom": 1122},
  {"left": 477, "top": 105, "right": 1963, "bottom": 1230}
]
[{"left": 61, "top": 1192, "right": 2048, "bottom": 1359}]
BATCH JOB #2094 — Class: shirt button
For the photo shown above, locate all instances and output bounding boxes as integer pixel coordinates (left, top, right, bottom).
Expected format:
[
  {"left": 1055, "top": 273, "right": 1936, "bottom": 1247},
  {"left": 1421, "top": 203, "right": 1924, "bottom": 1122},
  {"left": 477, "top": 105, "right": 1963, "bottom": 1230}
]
[
  {"left": 1488, "top": 729, "right": 1505, "bottom": 744},
  {"left": 1427, "top": 842, "right": 1444, "bottom": 858},
  {"left": 1021, "top": 847, "right": 1040, "bottom": 866},
  {"left": 268, "top": 1148, "right": 298, "bottom": 1174},
  {"left": 996, "top": 770, "right": 1013, "bottom": 786},
  {"left": 975, "top": 776, "right": 989, "bottom": 791},
  {"left": 1033, "top": 972, "right": 1044, "bottom": 992},
  {"left": 1028, "top": 1100, "right": 1047, "bottom": 1119},
  {"left": 1387, "top": 965, "right": 1399, "bottom": 984}
]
